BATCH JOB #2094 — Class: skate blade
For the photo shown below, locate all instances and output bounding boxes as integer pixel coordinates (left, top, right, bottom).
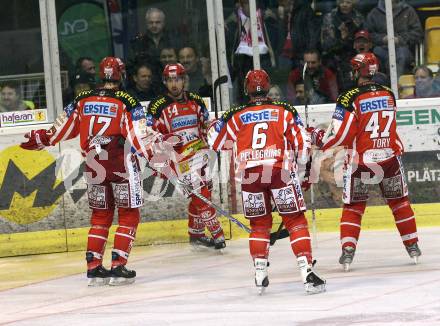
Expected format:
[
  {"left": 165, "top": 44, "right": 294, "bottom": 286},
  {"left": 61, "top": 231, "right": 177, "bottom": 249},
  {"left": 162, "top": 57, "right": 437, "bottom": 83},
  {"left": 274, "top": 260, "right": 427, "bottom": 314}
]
[
  {"left": 343, "top": 263, "right": 351, "bottom": 272},
  {"left": 413, "top": 256, "right": 419, "bottom": 265},
  {"left": 109, "top": 277, "right": 135, "bottom": 286},
  {"left": 257, "top": 286, "right": 266, "bottom": 295},
  {"left": 88, "top": 277, "right": 109, "bottom": 287},
  {"left": 305, "top": 283, "right": 326, "bottom": 295},
  {"left": 215, "top": 248, "right": 226, "bottom": 254}
]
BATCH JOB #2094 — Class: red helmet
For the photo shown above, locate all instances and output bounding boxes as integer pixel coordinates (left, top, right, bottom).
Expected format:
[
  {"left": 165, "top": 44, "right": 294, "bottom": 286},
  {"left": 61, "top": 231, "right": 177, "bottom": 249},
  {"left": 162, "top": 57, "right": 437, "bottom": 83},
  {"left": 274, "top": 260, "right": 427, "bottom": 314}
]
[
  {"left": 244, "top": 69, "right": 270, "bottom": 96},
  {"left": 162, "top": 63, "right": 186, "bottom": 80},
  {"left": 350, "top": 53, "right": 379, "bottom": 79},
  {"left": 99, "top": 56, "right": 125, "bottom": 82}
]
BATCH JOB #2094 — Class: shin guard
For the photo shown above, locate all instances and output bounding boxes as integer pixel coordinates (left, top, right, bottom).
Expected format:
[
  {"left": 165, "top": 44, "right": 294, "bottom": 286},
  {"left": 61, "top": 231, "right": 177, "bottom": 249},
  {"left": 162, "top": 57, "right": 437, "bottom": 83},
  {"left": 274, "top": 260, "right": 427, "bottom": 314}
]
[
  {"left": 283, "top": 213, "right": 312, "bottom": 263},
  {"left": 388, "top": 196, "right": 418, "bottom": 246},
  {"left": 340, "top": 202, "right": 366, "bottom": 250},
  {"left": 112, "top": 208, "right": 139, "bottom": 267},
  {"left": 249, "top": 217, "right": 271, "bottom": 259},
  {"left": 87, "top": 209, "right": 113, "bottom": 270}
]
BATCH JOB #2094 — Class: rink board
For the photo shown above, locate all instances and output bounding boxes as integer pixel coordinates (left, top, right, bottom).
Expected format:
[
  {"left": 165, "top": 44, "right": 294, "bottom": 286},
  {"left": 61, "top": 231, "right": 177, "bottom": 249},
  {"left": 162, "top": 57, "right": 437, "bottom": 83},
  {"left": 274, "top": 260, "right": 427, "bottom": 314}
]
[
  {"left": 0, "top": 202, "right": 439, "bottom": 257},
  {"left": 0, "top": 98, "right": 439, "bottom": 257}
]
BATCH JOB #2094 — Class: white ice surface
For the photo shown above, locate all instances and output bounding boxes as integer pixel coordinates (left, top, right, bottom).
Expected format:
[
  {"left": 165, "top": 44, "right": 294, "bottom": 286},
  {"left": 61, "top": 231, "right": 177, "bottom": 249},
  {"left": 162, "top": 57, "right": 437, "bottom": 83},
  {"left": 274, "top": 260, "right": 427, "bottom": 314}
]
[{"left": 1, "top": 228, "right": 439, "bottom": 326}]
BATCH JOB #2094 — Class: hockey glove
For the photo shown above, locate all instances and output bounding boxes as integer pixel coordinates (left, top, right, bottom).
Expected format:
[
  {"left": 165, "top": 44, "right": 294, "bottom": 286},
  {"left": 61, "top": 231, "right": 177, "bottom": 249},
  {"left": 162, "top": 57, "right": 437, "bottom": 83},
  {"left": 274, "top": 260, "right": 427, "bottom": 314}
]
[
  {"left": 306, "top": 127, "right": 325, "bottom": 147},
  {"left": 20, "top": 129, "right": 51, "bottom": 150}
]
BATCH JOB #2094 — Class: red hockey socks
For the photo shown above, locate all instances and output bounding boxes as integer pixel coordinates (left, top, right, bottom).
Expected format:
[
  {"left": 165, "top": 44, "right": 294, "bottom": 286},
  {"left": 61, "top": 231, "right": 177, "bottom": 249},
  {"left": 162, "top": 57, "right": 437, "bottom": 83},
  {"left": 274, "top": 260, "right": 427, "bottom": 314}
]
[
  {"left": 283, "top": 213, "right": 312, "bottom": 263},
  {"left": 388, "top": 196, "right": 418, "bottom": 246},
  {"left": 86, "top": 225, "right": 110, "bottom": 270},
  {"left": 86, "top": 209, "right": 113, "bottom": 270},
  {"left": 340, "top": 202, "right": 366, "bottom": 249},
  {"left": 188, "top": 200, "right": 206, "bottom": 238},
  {"left": 199, "top": 206, "right": 224, "bottom": 240},
  {"left": 112, "top": 208, "right": 139, "bottom": 267},
  {"left": 249, "top": 217, "right": 271, "bottom": 259}
]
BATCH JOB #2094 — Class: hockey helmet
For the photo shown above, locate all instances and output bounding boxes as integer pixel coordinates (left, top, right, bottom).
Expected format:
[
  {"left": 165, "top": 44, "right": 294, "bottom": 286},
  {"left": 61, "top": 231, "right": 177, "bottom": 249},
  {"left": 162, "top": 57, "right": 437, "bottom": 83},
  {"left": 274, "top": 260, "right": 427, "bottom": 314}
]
[
  {"left": 244, "top": 69, "right": 271, "bottom": 96},
  {"left": 99, "top": 56, "right": 126, "bottom": 82},
  {"left": 350, "top": 53, "right": 379, "bottom": 79},
  {"left": 162, "top": 63, "right": 186, "bottom": 80}
]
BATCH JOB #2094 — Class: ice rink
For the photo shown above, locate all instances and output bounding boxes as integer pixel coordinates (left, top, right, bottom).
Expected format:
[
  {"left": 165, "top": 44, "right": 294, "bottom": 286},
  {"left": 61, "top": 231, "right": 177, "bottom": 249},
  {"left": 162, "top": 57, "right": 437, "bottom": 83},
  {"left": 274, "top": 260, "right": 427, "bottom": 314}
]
[{"left": 1, "top": 227, "right": 439, "bottom": 326}]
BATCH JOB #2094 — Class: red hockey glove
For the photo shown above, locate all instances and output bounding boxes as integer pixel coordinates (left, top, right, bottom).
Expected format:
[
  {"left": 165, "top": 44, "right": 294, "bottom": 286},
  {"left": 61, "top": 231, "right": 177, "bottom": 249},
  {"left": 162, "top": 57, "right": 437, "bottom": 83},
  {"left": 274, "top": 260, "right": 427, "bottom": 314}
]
[
  {"left": 20, "top": 129, "right": 51, "bottom": 150},
  {"left": 306, "top": 127, "right": 325, "bottom": 147}
]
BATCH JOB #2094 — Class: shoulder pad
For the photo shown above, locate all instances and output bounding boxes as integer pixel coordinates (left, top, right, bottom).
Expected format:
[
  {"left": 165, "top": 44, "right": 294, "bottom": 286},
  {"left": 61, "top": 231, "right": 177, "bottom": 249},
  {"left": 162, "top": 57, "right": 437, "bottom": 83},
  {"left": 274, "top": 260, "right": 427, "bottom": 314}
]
[
  {"left": 147, "top": 95, "right": 172, "bottom": 118},
  {"left": 336, "top": 87, "right": 361, "bottom": 111},
  {"left": 272, "top": 101, "right": 298, "bottom": 114},
  {"left": 188, "top": 92, "right": 205, "bottom": 104},
  {"left": 114, "top": 90, "right": 140, "bottom": 111},
  {"left": 221, "top": 104, "right": 246, "bottom": 122}
]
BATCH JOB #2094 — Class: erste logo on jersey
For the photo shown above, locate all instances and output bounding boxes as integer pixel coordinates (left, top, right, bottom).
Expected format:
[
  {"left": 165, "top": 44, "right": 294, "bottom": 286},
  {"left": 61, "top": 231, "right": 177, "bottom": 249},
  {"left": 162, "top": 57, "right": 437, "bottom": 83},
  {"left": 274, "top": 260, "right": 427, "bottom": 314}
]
[
  {"left": 171, "top": 114, "right": 197, "bottom": 130},
  {"left": 84, "top": 101, "right": 118, "bottom": 117},
  {"left": 359, "top": 96, "right": 394, "bottom": 113},
  {"left": 239, "top": 109, "right": 279, "bottom": 125}
]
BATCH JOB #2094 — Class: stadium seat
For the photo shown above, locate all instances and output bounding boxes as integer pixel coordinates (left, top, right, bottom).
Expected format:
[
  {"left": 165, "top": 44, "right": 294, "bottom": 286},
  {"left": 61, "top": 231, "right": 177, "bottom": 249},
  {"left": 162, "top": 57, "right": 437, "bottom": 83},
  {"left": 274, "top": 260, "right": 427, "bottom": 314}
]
[
  {"left": 425, "top": 16, "right": 440, "bottom": 64},
  {"left": 398, "top": 74, "right": 415, "bottom": 98}
]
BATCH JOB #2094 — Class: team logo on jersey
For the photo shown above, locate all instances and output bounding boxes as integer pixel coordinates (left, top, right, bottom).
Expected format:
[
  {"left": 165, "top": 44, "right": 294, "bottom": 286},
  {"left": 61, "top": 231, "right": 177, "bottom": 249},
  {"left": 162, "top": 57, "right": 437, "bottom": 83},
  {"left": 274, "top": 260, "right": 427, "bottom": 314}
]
[
  {"left": 64, "top": 103, "right": 76, "bottom": 117},
  {"left": 333, "top": 105, "right": 346, "bottom": 121},
  {"left": 171, "top": 114, "right": 197, "bottom": 130},
  {"left": 239, "top": 109, "right": 279, "bottom": 124},
  {"left": 83, "top": 102, "right": 118, "bottom": 117},
  {"left": 272, "top": 186, "right": 298, "bottom": 214},
  {"left": 359, "top": 96, "right": 394, "bottom": 113},
  {"left": 146, "top": 114, "right": 154, "bottom": 126}
]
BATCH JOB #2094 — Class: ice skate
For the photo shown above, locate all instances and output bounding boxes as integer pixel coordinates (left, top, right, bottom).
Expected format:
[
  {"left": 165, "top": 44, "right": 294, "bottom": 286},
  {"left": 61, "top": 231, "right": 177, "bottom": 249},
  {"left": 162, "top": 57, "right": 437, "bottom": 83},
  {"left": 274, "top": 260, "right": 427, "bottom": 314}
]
[
  {"left": 297, "top": 256, "right": 326, "bottom": 295},
  {"left": 190, "top": 236, "right": 215, "bottom": 250},
  {"left": 339, "top": 246, "right": 355, "bottom": 272},
  {"left": 254, "top": 258, "right": 269, "bottom": 295},
  {"left": 405, "top": 242, "right": 421, "bottom": 264},
  {"left": 87, "top": 265, "right": 111, "bottom": 287},
  {"left": 214, "top": 236, "right": 226, "bottom": 253},
  {"left": 109, "top": 265, "right": 136, "bottom": 286}
]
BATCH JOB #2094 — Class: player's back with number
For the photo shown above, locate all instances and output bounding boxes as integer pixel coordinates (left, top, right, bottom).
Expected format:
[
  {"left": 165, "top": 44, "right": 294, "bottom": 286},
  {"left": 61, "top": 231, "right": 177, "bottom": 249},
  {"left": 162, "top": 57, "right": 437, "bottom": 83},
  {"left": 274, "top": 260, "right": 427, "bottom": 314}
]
[{"left": 212, "top": 100, "right": 308, "bottom": 170}]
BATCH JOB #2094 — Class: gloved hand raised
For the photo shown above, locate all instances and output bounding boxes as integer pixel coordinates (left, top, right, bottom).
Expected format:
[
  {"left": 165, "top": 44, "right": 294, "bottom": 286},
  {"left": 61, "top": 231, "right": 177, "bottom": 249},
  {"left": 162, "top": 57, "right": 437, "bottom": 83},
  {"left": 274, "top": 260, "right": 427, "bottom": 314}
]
[{"left": 306, "top": 127, "right": 325, "bottom": 147}]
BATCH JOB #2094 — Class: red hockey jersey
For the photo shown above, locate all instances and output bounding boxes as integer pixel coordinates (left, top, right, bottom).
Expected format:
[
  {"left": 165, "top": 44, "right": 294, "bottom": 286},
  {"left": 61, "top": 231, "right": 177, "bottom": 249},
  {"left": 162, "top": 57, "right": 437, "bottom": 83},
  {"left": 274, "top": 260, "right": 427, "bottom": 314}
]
[
  {"left": 322, "top": 82, "right": 403, "bottom": 164},
  {"left": 208, "top": 99, "right": 310, "bottom": 171},
  {"left": 46, "top": 89, "right": 150, "bottom": 157}
]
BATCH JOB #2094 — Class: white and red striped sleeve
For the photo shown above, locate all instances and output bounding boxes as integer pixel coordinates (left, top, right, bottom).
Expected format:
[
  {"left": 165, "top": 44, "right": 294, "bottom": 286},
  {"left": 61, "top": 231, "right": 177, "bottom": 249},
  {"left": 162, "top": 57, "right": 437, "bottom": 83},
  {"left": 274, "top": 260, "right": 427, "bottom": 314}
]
[
  {"left": 207, "top": 114, "right": 238, "bottom": 151},
  {"left": 284, "top": 108, "right": 311, "bottom": 164},
  {"left": 321, "top": 103, "right": 357, "bottom": 151},
  {"left": 122, "top": 103, "right": 151, "bottom": 159},
  {"left": 47, "top": 102, "right": 80, "bottom": 145}
]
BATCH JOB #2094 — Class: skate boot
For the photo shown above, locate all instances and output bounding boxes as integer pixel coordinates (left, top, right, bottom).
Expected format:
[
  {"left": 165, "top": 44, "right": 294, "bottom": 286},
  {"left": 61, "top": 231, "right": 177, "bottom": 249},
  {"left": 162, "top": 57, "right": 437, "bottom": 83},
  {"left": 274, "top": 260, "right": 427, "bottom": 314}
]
[
  {"left": 190, "top": 236, "right": 215, "bottom": 249},
  {"left": 109, "top": 265, "right": 136, "bottom": 286},
  {"left": 339, "top": 246, "right": 355, "bottom": 272},
  {"left": 405, "top": 242, "right": 421, "bottom": 264},
  {"left": 297, "top": 256, "right": 326, "bottom": 295},
  {"left": 87, "top": 265, "right": 111, "bottom": 287},
  {"left": 214, "top": 236, "right": 226, "bottom": 251},
  {"left": 254, "top": 258, "right": 269, "bottom": 295}
]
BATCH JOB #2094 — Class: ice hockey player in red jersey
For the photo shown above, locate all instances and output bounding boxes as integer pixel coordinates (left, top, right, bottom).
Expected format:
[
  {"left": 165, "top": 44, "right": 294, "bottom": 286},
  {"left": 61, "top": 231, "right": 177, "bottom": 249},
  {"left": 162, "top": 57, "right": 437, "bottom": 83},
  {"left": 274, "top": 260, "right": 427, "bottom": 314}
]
[
  {"left": 308, "top": 53, "right": 421, "bottom": 271},
  {"left": 146, "top": 63, "right": 226, "bottom": 250},
  {"left": 208, "top": 69, "right": 326, "bottom": 294},
  {"left": 20, "top": 57, "right": 156, "bottom": 286}
]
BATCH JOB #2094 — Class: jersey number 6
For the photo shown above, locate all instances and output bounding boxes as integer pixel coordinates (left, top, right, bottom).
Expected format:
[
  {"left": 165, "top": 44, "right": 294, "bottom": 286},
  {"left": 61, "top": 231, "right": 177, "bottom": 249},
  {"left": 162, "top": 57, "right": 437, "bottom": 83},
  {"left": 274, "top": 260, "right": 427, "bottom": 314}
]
[{"left": 252, "top": 122, "right": 269, "bottom": 149}]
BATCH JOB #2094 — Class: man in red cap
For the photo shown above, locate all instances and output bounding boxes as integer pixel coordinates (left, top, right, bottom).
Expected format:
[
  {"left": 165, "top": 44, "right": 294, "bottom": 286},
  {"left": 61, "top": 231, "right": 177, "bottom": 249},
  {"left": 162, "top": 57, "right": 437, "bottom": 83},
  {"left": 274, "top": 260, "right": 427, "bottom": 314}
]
[{"left": 353, "top": 30, "right": 373, "bottom": 54}]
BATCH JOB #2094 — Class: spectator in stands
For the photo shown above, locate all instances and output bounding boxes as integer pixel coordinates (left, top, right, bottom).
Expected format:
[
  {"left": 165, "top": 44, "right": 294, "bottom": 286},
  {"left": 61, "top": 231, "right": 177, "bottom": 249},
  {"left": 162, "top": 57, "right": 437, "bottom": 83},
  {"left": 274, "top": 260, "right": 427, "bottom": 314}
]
[
  {"left": 126, "top": 64, "right": 157, "bottom": 102},
  {"left": 159, "top": 47, "right": 178, "bottom": 68},
  {"left": 268, "top": 84, "right": 284, "bottom": 101},
  {"left": 287, "top": 49, "right": 338, "bottom": 104},
  {"left": 71, "top": 57, "right": 96, "bottom": 87},
  {"left": 227, "top": 0, "right": 275, "bottom": 104},
  {"left": 198, "top": 57, "right": 213, "bottom": 98},
  {"left": 407, "top": 66, "right": 440, "bottom": 98},
  {"left": 321, "top": 0, "right": 364, "bottom": 91},
  {"left": 178, "top": 46, "right": 206, "bottom": 94},
  {"left": 282, "top": 0, "right": 321, "bottom": 69},
  {"left": 366, "top": 0, "right": 423, "bottom": 76},
  {"left": 353, "top": 30, "right": 373, "bottom": 54},
  {"left": 0, "top": 81, "right": 35, "bottom": 112},
  {"left": 129, "top": 8, "right": 178, "bottom": 75},
  {"left": 293, "top": 80, "right": 306, "bottom": 105}
]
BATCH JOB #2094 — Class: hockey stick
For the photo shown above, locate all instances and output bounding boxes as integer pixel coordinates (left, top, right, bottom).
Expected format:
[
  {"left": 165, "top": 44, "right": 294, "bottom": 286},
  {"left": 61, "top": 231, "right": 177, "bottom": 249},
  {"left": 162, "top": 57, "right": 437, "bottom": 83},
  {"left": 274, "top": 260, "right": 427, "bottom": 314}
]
[
  {"left": 173, "top": 178, "right": 252, "bottom": 233},
  {"left": 302, "top": 63, "right": 318, "bottom": 247},
  {"left": 212, "top": 75, "right": 229, "bottom": 204}
]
